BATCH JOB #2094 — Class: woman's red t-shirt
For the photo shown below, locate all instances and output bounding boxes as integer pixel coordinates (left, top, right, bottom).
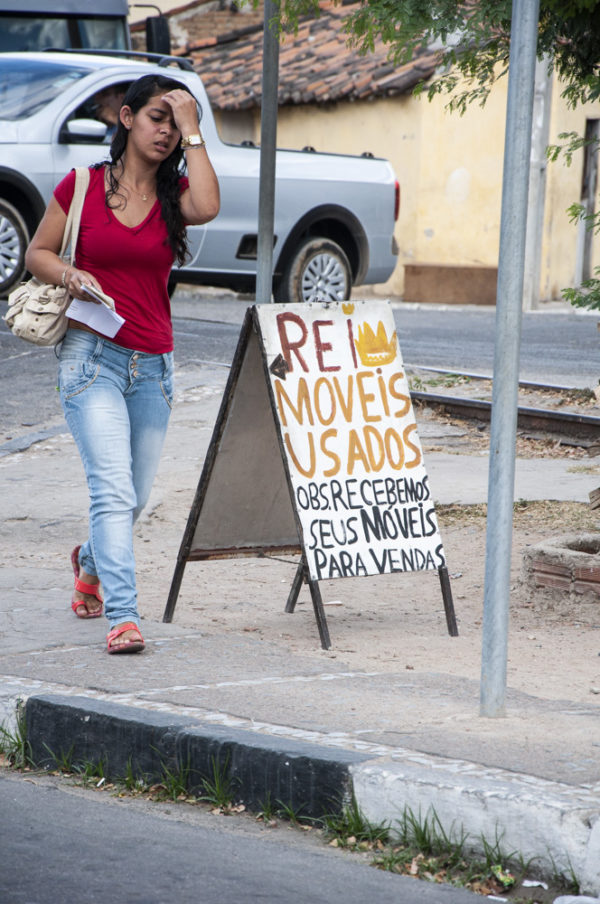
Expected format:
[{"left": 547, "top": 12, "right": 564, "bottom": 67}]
[{"left": 54, "top": 166, "right": 189, "bottom": 354}]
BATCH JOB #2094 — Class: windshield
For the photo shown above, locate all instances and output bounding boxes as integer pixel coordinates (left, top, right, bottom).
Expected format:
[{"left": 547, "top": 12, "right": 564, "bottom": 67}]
[
  {"left": 0, "top": 58, "right": 89, "bottom": 120},
  {"left": 0, "top": 16, "right": 128, "bottom": 53}
]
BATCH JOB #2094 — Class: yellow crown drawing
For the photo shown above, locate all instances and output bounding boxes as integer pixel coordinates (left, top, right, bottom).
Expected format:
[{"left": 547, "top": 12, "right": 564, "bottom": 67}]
[
  {"left": 355, "top": 320, "right": 397, "bottom": 366},
  {"left": 342, "top": 302, "right": 355, "bottom": 315}
]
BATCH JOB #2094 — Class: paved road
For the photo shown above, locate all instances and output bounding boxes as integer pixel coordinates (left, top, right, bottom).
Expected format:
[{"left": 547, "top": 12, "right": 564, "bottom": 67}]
[
  {"left": 0, "top": 771, "right": 480, "bottom": 904},
  {"left": 392, "top": 304, "right": 598, "bottom": 386}
]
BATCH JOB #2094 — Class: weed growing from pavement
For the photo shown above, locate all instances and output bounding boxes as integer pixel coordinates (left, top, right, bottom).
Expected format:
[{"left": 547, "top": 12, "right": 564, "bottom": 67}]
[
  {"left": 123, "top": 756, "right": 150, "bottom": 794},
  {"left": 319, "top": 800, "right": 580, "bottom": 902},
  {"left": 75, "top": 757, "right": 107, "bottom": 785},
  {"left": 198, "top": 754, "right": 238, "bottom": 810},
  {"left": 273, "top": 799, "right": 310, "bottom": 826},
  {"left": 321, "top": 795, "right": 390, "bottom": 845},
  {"left": 0, "top": 701, "right": 31, "bottom": 769},
  {"left": 153, "top": 753, "right": 193, "bottom": 801},
  {"left": 547, "top": 852, "right": 581, "bottom": 899},
  {"left": 42, "top": 741, "right": 76, "bottom": 774},
  {"left": 256, "top": 791, "right": 277, "bottom": 822}
]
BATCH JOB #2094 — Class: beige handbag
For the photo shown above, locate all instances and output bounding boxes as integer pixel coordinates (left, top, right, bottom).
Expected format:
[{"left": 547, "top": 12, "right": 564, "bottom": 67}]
[{"left": 3, "top": 167, "right": 91, "bottom": 346}]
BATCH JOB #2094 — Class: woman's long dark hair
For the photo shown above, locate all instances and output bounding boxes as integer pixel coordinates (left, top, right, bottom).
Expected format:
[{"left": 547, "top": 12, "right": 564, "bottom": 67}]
[{"left": 105, "top": 74, "right": 194, "bottom": 266}]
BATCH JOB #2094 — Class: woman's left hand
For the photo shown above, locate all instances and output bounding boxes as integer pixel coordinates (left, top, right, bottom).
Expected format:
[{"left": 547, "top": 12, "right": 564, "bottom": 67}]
[{"left": 161, "top": 89, "right": 200, "bottom": 139}]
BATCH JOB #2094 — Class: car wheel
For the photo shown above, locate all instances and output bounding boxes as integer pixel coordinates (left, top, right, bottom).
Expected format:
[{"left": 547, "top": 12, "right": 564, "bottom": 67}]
[
  {"left": 274, "top": 237, "right": 352, "bottom": 304},
  {"left": 0, "top": 199, "right": 29, "bottom": 298}
]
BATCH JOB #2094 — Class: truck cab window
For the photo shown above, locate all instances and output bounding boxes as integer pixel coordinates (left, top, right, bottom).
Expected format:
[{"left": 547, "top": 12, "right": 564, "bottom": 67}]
[{"left": 0, "top": 14, "right": 127, "bottom": 52}]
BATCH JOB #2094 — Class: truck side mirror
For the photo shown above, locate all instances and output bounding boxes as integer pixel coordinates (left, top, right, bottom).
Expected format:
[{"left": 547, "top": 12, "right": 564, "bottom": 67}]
[{"left": 146, "top": 15, "right": 170, "bottom": 55}]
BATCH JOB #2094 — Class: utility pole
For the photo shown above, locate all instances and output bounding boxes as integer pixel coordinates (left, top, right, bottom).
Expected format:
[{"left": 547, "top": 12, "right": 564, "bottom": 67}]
[
  {"left": 255, "top": 0, "right": 280, "bottom": 304},
  {"left": 480, "top": 0, "right": 540, "bottom": 717}
]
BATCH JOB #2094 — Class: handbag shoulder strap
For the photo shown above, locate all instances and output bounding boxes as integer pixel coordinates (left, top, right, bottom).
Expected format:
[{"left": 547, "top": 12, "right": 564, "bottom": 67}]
[{"left": 60, "top": 166, "right": 91, "bottom": 262}]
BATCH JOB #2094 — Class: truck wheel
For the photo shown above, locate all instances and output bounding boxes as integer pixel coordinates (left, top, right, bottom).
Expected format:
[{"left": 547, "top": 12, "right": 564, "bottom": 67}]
[
  {"left": 275, "top": 237, "right": 351, "bottom": 304},
  {"left": 0, "top": 199, "right": 29, "bottom": 298}
]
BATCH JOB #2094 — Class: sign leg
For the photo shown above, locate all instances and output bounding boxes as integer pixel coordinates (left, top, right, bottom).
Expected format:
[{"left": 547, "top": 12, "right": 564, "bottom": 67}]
[
  {"left": 307, "top": 577, "right": 332, "bottom": 650},
  {"left": 163, "top": 556, "right": 187, "bottom": 623},
  {"left": 438, "top": 565, "right": 459, "bottom": 637},
  {"left": 285, "top": 560, "right": 305, "bottom": 613}
]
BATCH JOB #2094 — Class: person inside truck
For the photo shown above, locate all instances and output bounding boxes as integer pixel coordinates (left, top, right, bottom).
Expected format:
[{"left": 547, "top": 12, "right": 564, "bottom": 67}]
[
  {"left": 91, "top": 83, "right": 127, "bottom": 137},
  {"left": 25, "top": 74, "right": 220, "bottom": 655},
  {"left": 71, "top": 82, "right": 129, "bottom": 142}
]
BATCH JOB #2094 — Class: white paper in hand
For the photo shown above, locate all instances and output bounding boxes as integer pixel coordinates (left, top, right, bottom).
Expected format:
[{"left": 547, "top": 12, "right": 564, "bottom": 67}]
[{"left": 67, "top": 286, "right": 125, "bottom": 339}]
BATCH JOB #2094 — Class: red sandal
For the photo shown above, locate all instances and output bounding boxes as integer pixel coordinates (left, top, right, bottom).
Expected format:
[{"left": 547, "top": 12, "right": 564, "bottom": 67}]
[
  {"left": 107, "top": 622, "right": 145, "bottom": 654},
  {"left": 70, "top": 545, "right": 103, "bottom": 619}
]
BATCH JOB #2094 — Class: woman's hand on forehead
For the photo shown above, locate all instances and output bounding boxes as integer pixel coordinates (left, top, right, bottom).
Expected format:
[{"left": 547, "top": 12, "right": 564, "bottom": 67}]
[{"left": 160, "top": 89, "right": 200, "bottom": 136}]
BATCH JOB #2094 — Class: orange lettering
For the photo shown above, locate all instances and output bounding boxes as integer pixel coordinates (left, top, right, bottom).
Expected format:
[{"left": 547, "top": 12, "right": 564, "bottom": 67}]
[
  {"left": 384, "top": 427, "right": 405, "bottom": 470},
  {"left": 356, "top": 371, "right": 381, "bottom": 423},
  {"left": 347, "top": 429, "right": 371, "bottom": 475},
  {"left": 275, "top": 378, "right": 314, "bottom": 427},
  {"left": 403, "top": 423, "right": 422, "bottom": 468},
  {"left": 332, "top": 375, "right": 354, "bottom": 422},
  {"left": 363, "top": 425, "right": 385, "bottom": 471},
  {"left": 377, "top": 373, "right": 390, "bottom": 417},
  {"left": 314, "top": 377, "right": 336, "bottom": 425},
  {"left": 388, "top": 373, "right": 411, "bottom": 418},
  {"left": 320, "top": 429, "right": 341, "bottom": 476},
  {"left": 284, "top": 432, "right": 316, "bottom": 478}
]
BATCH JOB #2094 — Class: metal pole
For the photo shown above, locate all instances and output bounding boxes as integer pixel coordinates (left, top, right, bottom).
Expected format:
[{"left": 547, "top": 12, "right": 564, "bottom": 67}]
[
  {"left": 255, "top": 0, "right": 280, "bottom": 304},
  {"left": 480, "top": 0, "right": 540, "bottom": 717}
]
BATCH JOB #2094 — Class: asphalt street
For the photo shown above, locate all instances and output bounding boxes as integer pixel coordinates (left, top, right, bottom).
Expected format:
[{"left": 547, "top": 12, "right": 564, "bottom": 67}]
[{"left": 0, "top": 771, "right": 481, "bottom": 904}]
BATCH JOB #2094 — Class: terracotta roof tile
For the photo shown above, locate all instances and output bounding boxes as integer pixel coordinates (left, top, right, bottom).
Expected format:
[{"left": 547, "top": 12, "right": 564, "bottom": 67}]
[{"left": 147, "top": 0, "right": 437, "bottom": 110}]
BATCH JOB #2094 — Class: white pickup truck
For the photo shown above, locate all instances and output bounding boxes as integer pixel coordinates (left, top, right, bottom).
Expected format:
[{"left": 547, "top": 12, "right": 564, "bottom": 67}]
[{"left": 0, "top": 51, "right": 399, "bottom": 303}]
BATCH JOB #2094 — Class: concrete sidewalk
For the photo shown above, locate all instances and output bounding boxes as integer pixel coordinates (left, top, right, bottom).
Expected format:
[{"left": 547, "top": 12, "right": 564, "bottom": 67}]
[{"left": 1, "top": 344, "right": 600, "bottom": 896}]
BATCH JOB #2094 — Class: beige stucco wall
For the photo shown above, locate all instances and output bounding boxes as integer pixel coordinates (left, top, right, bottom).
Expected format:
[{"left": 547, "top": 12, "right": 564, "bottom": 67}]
[{"left": 215, "top": 73, "right": 600, "bottom": 302}]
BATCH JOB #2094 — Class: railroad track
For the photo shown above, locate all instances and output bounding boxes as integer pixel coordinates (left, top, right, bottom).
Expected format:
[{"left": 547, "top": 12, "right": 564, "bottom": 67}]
[{"left": 406, "top": 366, "right": 600, "bottom": 445}]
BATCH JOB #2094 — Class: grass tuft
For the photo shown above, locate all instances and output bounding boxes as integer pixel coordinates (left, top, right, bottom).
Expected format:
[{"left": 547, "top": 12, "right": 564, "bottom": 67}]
[
  {"left": 321, "top": 795, "right": 390, "bottom": 846},
  {"left": 198, "top": 754, "right": 237, "bottom": 810},
  {"left": 0, "top": 701, "right": 32, "bottom": 770}
]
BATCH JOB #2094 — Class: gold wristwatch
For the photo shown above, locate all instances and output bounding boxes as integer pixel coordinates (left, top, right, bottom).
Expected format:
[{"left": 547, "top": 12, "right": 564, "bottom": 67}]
[{"left": 181, "top": 133, "right": 205, "bottom": 149}]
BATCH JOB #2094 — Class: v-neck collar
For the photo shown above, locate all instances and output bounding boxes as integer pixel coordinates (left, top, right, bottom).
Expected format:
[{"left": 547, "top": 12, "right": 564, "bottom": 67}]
[{"left": 103, "top": 165, "right": 159, "bottom": 231}]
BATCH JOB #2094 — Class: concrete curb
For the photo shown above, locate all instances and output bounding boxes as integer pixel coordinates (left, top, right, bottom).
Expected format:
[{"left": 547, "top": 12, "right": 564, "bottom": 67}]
[
  {"left": 352, "top": 758, "right": 600, "bottom": 895},
  {"left": 25, "top": 695, "right": 369, "bottom": 818},
  {"left": 22, "top": 694, "right": 600, "bottom": 895}
]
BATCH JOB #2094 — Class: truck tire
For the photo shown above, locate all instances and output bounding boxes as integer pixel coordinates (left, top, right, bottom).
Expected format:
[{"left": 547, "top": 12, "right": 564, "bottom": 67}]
[
  {"left": 0, "top": 199, "right": 29, "bottom": 298},
  {"left": 274, "top": 237, "right": 352, "bottom": 304}
]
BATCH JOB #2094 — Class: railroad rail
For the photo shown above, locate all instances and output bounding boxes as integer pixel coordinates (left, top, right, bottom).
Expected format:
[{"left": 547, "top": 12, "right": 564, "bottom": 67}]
[{"left": 405, "top": 366, "right": 600, "bottom": 444}]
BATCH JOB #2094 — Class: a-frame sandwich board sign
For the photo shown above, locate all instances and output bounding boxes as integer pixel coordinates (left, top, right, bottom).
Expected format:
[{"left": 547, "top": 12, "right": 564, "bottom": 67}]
[{"left": 163, "top": 301, "right": 458, "bottom": 649}]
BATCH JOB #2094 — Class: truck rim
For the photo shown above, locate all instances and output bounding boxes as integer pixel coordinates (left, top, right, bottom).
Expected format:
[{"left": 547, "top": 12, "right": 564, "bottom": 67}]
[
  {"left": 300, "top": 252, "right": 349, "bottom": 303},
  {"left": 0, "top": 206, "right": 25, "bottom": 292}
]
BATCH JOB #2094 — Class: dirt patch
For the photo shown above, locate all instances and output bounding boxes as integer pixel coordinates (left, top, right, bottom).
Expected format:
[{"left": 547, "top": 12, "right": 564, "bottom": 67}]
[
  {"left": 136, "top": 495, "right": 600, "bottom": 707},
  {"left": 125, "top": 377, "right": 600, "bottom": 707}
]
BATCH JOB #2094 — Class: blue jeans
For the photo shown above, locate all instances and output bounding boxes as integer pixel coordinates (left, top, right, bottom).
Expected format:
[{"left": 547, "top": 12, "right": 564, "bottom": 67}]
[{"left": 58, "top": 328, "right": 174, "bottom": 629}]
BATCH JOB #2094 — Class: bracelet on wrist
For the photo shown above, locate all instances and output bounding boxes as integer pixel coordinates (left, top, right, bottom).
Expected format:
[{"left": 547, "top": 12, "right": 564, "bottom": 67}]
[{"left": 61, "top": 267, "right": 70, "bottom": 288}]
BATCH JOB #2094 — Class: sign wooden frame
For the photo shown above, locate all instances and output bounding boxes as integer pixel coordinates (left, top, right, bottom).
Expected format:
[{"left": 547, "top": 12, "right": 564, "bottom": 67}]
[{"left": 163, "top": 304, "right": 458, "bottom": 649}]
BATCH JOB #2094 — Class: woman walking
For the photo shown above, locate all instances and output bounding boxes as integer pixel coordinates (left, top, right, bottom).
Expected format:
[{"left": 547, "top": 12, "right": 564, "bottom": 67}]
[{"left": 25, "top": 74, "right": 220, "bottom": 653}]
